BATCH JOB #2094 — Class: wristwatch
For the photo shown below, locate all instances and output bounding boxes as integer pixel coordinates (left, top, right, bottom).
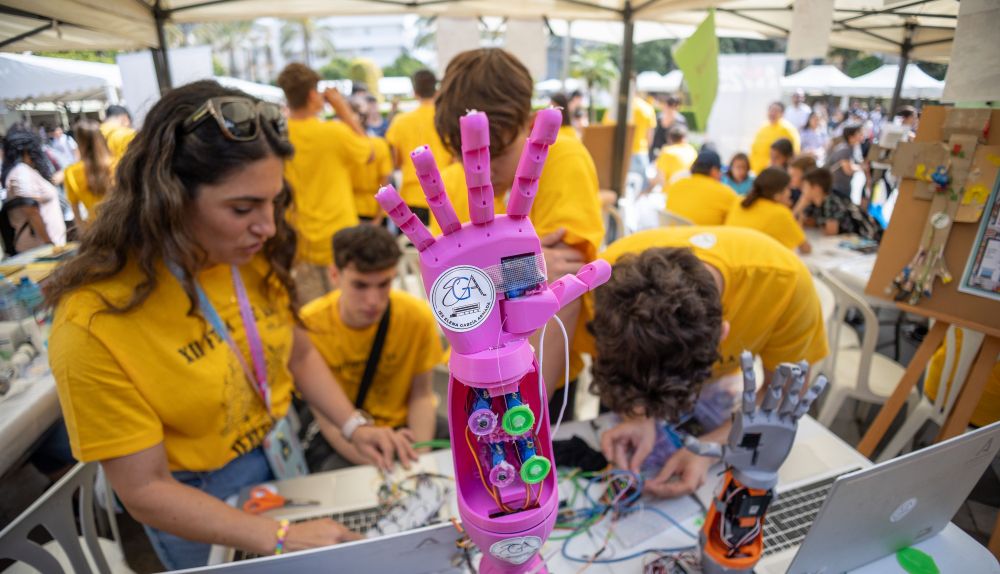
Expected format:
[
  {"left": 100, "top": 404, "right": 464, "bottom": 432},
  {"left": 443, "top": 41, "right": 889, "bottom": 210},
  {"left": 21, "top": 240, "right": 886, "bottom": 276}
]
[{"left": 341, "top": 409, "right": 374, "bottom": 441}]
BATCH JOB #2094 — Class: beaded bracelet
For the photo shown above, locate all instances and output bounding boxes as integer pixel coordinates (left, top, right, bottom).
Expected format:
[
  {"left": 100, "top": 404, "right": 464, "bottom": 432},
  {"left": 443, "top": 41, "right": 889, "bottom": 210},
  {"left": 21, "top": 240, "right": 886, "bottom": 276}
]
[{"left": 274, "top": 519, "right": 291, "bottom": 555}]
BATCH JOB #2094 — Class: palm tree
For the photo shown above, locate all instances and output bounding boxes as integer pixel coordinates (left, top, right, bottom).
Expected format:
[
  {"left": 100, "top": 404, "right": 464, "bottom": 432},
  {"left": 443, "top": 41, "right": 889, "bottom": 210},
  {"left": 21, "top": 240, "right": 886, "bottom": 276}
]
[
  {"left": 194, "top": 21, "right": 257, "bottom": 77},
  {"left": 280, "top": 18, "right": 336, "bottom": 68},
  {"left": 570, "top": 47, "right": 619, "bottom": 123}
]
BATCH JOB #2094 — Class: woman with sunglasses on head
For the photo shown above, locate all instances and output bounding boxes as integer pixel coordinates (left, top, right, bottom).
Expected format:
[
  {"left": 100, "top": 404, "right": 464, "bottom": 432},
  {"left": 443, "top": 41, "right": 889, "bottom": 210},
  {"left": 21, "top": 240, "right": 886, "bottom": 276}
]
[{"left": 46, "top": 81, "right": 418, "bottom": 570}]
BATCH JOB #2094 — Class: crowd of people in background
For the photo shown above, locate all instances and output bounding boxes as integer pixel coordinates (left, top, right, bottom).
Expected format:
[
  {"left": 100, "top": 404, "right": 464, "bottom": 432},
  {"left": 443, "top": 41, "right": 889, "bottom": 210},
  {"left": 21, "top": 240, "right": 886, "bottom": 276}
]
[{"left": 638, "top": 87, "right": 910, "bottom": 253}]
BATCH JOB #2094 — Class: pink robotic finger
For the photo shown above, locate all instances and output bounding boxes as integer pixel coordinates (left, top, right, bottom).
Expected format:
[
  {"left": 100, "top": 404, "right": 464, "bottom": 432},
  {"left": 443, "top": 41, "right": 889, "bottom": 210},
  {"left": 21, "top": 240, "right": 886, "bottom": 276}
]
[
  {"left": 412, "top": 145, "right": 461, "bottom": 234},
  {"left": 507, "top": 108, "right": 561, "bottom": 218},
  {"left": 374, "top": 185, "right": 435, "bottom": 251},
  {"left": 460, "top": 111, "right": 495, "bottom": 225}
]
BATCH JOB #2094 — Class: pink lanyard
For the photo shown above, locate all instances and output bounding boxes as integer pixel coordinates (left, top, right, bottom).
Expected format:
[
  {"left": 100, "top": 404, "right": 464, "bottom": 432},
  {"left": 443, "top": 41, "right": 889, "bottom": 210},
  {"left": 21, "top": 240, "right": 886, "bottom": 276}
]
[
  {"left": 230, "top": 266, "right": 271, "bottom": 415},
  {"left": 180, "top": 264, "right": 272, "bottom": 416}
]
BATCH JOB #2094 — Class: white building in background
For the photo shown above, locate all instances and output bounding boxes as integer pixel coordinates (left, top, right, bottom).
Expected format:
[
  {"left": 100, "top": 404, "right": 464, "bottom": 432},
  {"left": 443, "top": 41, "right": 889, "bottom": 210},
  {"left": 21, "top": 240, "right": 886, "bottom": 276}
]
[{"left": 324, "top": 15, "right": 418, "bottom": 67}]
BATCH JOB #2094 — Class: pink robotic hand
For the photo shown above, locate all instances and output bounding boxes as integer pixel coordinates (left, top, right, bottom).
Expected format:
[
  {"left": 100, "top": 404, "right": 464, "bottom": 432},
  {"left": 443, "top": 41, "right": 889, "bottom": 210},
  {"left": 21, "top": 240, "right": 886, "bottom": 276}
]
[
  {"left": 376, "top": 108, "right": 610, "bottom": 574},
  {"left": 375, "top": 108, "right": 611, "bottom": 376}
]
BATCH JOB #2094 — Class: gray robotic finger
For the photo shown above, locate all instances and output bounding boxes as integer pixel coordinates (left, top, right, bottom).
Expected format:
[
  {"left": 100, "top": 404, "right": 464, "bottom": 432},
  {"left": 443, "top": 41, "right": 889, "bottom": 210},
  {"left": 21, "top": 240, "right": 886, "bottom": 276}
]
[
  {"left": 779, "top": 364, "right": 806, "bottom": 416},
  {"left": 793, "top": 375, "right": 829, "bottom": 420},
  {"left": 740, "top": 351, "right": 757, "bottom": 415},
  {"left": 761, "top": 364, "right": 790, "bottom": 413}
]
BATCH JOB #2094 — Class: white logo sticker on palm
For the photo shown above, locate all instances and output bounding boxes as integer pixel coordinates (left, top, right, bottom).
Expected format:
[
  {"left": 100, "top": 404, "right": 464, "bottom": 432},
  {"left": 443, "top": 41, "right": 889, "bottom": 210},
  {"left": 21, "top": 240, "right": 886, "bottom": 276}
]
[{"left": 429, "top": 265, "right": 496, "bottom": 333}]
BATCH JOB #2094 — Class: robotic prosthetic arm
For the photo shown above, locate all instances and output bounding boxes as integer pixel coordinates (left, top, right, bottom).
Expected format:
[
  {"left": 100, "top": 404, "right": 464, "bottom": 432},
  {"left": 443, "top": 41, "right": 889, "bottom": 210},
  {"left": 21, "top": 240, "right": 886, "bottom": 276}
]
[
  {"left": 686, "top": 352, "right": 828, "bottom": 574},
  {"left": 376, "top": 108, "right": 612, "bottom": 574}
]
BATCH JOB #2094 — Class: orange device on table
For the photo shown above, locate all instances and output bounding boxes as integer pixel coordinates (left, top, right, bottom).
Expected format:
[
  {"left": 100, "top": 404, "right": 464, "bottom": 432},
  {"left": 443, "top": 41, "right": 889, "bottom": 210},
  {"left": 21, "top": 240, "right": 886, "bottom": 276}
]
[{"left": 242, "top": 486, "right": 319, "bottom": 515}]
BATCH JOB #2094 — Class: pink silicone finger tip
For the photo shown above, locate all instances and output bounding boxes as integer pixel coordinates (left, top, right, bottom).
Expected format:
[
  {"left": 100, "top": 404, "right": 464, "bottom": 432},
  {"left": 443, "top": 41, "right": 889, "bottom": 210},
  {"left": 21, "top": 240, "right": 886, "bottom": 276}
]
[
  {"left": 533, "top": 108, "right": 562, "bottom": 143},
  {"left": 459, "top": 111, "right": 490, "bottom": 149}
]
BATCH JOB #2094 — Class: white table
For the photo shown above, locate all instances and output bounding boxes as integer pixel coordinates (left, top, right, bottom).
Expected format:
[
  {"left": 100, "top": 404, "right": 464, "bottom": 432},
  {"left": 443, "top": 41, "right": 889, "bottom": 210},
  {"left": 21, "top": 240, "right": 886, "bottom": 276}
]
[
  {"left": 542, "top": 414, "right": 998, "bottom": 573},
  {"left": 799, "top": 229, "right": 877, "bottom": 275},
  {"left": 0, "top": 361, "right": 59, "bottom": 476}
]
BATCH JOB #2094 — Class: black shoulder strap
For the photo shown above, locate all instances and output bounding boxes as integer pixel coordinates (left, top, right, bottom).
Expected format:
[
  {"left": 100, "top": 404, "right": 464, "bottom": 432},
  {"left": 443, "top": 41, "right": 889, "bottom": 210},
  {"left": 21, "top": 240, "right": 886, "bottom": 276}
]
[{"left": 355, "top": 300, "right": 391, "bottom": 410}]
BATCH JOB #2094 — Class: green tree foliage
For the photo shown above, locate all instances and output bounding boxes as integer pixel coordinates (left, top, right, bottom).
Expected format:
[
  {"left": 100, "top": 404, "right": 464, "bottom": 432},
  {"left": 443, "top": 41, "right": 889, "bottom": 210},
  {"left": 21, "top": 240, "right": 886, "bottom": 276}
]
[
  {"left": 320, "top": 57, "right": 352, "bottom": 80},
  {"left": 846, "top": 55, "right": 883, "bottom": 78},
  {"left": 33, "top": 50, "right": 116, "bottom": 63},
  {"left": 570, "top": 46, "right": 619, "bottom": 122},
  {"left": 633, "top": 40, "right": 676, "bottom": 74},
  {"left": 383, "top": 52, "right": 425, "bottom": 78},
  {"left": 280, "top": 18, "right": 336, "bottom": 68}
]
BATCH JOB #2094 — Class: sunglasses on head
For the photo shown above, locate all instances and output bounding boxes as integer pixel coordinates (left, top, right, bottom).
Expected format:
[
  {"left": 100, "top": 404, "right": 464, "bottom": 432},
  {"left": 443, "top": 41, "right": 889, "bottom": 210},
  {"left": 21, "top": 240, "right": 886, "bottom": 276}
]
[{"left": 183, "top": 96, "right": 287, "bottom": 141}]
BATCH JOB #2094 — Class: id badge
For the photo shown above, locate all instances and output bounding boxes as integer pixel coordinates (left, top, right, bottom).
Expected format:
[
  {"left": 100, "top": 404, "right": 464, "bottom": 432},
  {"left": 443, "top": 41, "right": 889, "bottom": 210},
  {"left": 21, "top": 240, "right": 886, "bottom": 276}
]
[{"left": 262, "top": 416, "right": 309, "bottom": 480}]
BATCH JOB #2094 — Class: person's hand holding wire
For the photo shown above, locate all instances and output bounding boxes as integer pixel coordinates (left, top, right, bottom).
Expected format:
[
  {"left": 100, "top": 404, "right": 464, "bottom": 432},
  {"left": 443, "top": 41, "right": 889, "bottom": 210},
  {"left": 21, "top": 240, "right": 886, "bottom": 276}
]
[
  {"left": 351, "top": 426, "right": 418, "bottom": 472},
  {"left": 599, "top": 416, "right": 657, "bottom": 474}
]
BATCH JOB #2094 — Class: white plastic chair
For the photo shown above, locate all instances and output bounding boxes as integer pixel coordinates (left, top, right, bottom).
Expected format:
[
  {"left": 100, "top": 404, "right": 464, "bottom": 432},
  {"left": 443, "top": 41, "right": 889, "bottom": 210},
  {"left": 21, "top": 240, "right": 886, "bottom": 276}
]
[
  {"left": 875, "top": 326, "right": 986, "bottom": 462},
  {"left": 816, "top": 271, "right": 918, "bottom": 428},
  {"left": 394, "top": 235, "right": 426, "bottom": 300},
  {"left": 655, "top": 208, "right": 693, "bottom": 228},
  {"left": 0, "top": 462, "right": 132, "bottom": 574},
  {"left": 602, "top": 203, "right": 626, "bottom": 248}
]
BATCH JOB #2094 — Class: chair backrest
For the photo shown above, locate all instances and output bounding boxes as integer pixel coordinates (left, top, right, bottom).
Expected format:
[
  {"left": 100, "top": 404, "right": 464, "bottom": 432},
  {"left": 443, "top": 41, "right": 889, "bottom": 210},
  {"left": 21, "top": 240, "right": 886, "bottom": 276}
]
[
  {"left": 601, "top": 203, "right": 625, "bottom": 247},
  {"left": 656, "top": 208, "right": 693, "bottom": 228},
  {"left": 932, "top": 326, "right": 987, "bottom": 421},
  {"left": 0, "top": 462, "right": 112, "bottom": 574},
  {"left": 819, "top": 270, "right": 879, "bottom": 395},
  {"left": 395, "top": 235, "right": 426, "bottom": 300},
  {"left": 0, "top": 197, "right": 43, "bottom": 256}
]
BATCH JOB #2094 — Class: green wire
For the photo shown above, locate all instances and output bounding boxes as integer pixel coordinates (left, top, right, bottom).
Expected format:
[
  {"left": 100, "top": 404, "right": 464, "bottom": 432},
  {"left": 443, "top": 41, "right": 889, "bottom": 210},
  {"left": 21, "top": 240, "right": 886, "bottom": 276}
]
[{"left": 411, "top": 439, "right": 451, "bottom": 449}]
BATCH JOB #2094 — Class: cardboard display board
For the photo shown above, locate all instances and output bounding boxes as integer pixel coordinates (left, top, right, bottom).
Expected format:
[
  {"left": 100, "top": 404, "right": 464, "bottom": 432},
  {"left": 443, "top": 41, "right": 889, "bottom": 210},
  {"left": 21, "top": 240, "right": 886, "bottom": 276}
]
[
  {"left": 581, "top": 124, "right": 635, "bottom": 193},
  {"left": 865, "top": 106, "right": 1000, "bottom": 338}
]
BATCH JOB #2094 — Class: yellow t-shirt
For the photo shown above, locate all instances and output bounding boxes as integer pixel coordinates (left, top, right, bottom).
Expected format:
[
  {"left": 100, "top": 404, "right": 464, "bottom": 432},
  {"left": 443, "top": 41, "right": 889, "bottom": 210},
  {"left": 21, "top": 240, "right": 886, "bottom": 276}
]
[
  {"left": 924, "top": 329, "right": 1000, "bottom": 427},
  {"left": 63, "top": 162, "right": 104, "bottom": 216},
  {"left": 724, "top": 198, "right": 805, "bottom": 250},
  {"left": 666, "top": 174, "right": 739, "bottom": 226},
  {"left": 99, "top": 123, "right": 135, "bottom": 160},
  {"left": 581, "top": 226, "right": 828, "bottom": 376},
  {"left": 49, "top": 256, "right": 295, "bottom": 472},
  {"left": 558, "top": 125, "right": 579, "bottom": 141},
  {"left": 750, "top": 119, "right": 801, "bottom": 174},
  {"left": 603, "top": 97, "right": 657, "bottom": 155},
  {"left": 285, "top": 117, "right": 373, "bottom": 265},
  {"left": 302, "top": 290, "right": 444, "bottom": 428},
  {"left": 429, "top": 134, "right": 605, "bottom": 263},
  {"left": 655, "top": 143, "right": 698, "bottom": 188},
  {"left": 352, "top": 137, "right": 393, "bottom": 219},
  {"left": 384, "top": 102, "right": 453, "bottom": 209}
]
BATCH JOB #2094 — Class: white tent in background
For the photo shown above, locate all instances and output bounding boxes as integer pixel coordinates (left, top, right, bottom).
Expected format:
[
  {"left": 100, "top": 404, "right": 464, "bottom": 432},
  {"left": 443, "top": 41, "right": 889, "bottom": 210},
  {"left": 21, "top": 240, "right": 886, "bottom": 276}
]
[
  {"left": 378, "top": 76, "right": 414, "bottom": 97},
  {"left": 839, "top": 64, "right": 945, "bottom": 99},
  {"left": 0, "top": 53, "right": 120, "bottom": 104},
  {"left": 534, "top": 78, "right": 585, "bottom": 95},
  {"left": 780, "top": 65, "right": 853, "bottom": 95},
  {"left": 637, "top": 70, "right": 684, "bottom": 94},
  {"left": 215, "top": 76, "right": 285, "bottom": 103}
]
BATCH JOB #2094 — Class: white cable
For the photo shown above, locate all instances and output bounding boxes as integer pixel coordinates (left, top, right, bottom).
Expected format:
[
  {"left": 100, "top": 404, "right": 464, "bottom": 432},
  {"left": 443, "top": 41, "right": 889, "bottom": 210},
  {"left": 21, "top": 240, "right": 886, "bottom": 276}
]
[{"left": 552, "top": 315, "right": 572, "bottom": 438}]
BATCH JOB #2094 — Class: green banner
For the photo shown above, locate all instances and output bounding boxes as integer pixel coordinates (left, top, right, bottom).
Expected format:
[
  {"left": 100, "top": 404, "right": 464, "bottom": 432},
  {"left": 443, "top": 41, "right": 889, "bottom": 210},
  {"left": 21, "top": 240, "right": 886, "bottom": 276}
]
[{"left": 673, "top": 9, "right": 719, "bottom": 130}]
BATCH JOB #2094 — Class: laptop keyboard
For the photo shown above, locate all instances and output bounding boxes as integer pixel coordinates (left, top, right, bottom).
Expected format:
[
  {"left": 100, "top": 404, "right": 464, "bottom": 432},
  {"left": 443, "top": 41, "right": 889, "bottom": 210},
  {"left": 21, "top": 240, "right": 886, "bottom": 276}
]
[{"left": 763, "top": 472, "right": 849, "bottom": 557}]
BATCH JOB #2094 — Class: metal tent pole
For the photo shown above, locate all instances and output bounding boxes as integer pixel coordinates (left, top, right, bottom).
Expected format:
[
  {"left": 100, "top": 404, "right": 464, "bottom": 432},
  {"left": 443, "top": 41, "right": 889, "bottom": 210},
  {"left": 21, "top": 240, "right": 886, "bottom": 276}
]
[
  {"left": 611, "top": 1, "right": 634, "bottom": 195},
  {"left": 890, "top": 22, "right": 915, "bottom": 116},
  {"left": 151, "top": 0, "right": 173, "bottom": 92}
]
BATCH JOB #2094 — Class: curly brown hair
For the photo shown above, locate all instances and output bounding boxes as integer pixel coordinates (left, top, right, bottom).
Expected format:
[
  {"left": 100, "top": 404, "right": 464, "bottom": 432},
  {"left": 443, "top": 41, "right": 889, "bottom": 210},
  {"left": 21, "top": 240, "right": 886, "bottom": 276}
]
[
  {"left": 333, "top": 224, "right": 401, "bottom": 272},
  {"left": 45, "top": 80, "right": 298, "bottom": 319},
  {"left": 434, "top": 48, "right": 533, "bottom": 159},
  {"left": 588, "top": 247, "right": 722, "bottom": 419}
]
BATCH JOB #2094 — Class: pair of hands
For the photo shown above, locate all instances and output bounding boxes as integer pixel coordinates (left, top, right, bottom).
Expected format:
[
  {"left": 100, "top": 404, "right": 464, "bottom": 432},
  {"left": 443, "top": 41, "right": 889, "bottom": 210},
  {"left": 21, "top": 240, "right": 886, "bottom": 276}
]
[
  {"left": 600, "top": 417, "right": 714, "bottom": 499},
  {"left": 282, "top": 425, "right": 418, "bottom": 552}
]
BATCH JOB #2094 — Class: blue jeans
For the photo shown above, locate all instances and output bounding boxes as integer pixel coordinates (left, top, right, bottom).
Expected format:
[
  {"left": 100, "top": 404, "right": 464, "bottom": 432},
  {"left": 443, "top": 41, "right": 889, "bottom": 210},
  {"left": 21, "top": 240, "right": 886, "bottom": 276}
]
[{"left": 144, "top": 448, "right": 274, "bottom": 570}]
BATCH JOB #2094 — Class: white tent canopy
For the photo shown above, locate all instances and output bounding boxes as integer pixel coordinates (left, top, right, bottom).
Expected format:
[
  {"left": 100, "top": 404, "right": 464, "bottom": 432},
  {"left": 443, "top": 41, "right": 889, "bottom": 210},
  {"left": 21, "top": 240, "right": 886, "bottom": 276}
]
[
  {"left": 547, "top": 18, "right": 763, "bottom": 45},
  {"left": 780, "top": 65, "right": 853, "bottom": 95},
  {"left": 0, "top": 53, "right": 121, "bottom": 104},
  {"left": 215, "top": 76, "right": 285, "bottom": 103},
  {"left": 839, "top": 64, "right": 944, "bottom": 99},
  {"left": 637, "top": 70, "right": 683, "bottom": 93},
  {"left": 1, "top": 0, "right": 957, "bottom": 62}
]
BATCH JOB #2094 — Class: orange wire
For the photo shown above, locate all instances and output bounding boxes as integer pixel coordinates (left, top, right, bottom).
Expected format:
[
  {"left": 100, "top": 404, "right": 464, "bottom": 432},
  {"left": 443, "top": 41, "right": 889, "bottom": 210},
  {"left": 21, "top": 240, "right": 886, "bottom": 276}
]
[{"left": 465, "top": 426, "right": 512, "bottom": 513}]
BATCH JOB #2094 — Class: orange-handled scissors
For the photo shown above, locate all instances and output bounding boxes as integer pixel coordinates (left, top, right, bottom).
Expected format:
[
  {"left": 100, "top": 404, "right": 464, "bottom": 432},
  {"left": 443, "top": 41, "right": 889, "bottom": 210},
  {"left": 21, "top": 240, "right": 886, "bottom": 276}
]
[{"left": 242, "top": 486, "right": 319, "bottom": 515}]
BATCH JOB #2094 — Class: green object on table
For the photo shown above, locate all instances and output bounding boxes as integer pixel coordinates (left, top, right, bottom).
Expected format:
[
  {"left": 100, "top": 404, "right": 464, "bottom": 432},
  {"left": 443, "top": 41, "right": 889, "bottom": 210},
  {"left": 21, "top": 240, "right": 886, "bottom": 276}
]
[
  {"left": 411, "top": 439, "right": 451, "bottom": 450},
  {"left": 896, "top": 547, "right": 939, "bottom": 574}
]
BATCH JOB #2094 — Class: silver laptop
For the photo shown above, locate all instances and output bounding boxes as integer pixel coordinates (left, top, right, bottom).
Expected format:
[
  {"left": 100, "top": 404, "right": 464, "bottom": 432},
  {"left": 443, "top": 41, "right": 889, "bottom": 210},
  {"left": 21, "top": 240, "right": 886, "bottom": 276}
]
[
  {"left": 177, "top": 521, "right": 467, "bottom": 574},
  {"left": 757, "top": 421, "right": 1000, "bottom": 574},
  {"left": 206, "top": 450, "right": 459, "bottom": 565}
]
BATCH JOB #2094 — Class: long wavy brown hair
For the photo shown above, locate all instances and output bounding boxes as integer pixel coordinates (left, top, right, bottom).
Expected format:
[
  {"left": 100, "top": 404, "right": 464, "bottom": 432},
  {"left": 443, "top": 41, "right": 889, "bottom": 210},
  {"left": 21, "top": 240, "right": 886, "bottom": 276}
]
[
  {"left": 73, "top": 119, "right": 113, "bottom": 200},
  {"left": 46, "top": 80, "right": 298, "bottom": 317}
]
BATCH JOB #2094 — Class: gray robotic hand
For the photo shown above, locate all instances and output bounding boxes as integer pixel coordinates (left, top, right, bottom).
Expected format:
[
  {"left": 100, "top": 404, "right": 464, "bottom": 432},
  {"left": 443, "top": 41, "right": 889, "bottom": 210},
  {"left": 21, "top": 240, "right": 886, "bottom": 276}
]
[{"left": 685, "top": 351, "right": 828, "bottom": 491}]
